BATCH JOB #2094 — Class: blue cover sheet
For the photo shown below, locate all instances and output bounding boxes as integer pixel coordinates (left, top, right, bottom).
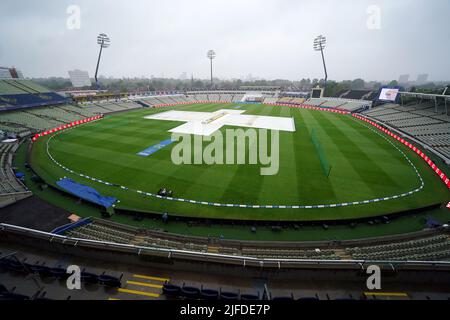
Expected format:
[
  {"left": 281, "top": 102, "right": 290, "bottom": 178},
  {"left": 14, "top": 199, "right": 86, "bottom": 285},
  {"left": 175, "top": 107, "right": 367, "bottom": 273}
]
[
  {"left": 137, "top": 139, "right": 174, "bottom": 157},
  {"left": 57, "top": 178, "right": 117, "bottom": 208}
]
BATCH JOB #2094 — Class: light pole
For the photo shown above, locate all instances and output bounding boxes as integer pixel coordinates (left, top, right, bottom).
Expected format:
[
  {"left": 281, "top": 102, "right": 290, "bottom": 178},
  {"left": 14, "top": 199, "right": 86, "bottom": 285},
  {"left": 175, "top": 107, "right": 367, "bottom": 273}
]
[
  {"left": 313, "top": 35, "right": 328, "bottom": 91},
  {"left": 207, "top": 50, "right": 216, "bottom": 88},
  {"left": 95, "top": 33, "right": 111, "bottom": 88}
]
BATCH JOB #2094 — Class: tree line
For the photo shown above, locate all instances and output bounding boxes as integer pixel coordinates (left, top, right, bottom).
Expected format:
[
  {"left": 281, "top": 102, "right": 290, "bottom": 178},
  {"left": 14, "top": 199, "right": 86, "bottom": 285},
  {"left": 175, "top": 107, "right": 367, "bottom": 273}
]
[{"left": 31, "top": 77, "right": 449, "bottom": 96}]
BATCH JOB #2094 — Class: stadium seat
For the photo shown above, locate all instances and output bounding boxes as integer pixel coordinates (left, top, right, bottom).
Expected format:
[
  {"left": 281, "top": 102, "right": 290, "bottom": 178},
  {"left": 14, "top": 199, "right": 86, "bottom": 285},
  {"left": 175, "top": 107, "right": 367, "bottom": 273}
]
[{"left": 180, "top": 286, "right": 201, "bottom": 299}]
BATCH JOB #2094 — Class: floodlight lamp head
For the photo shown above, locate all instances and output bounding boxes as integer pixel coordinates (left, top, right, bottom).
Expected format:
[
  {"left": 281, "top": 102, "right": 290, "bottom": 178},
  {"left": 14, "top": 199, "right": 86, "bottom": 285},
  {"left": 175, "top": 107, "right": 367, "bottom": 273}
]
[
  {"left": 207, "top": 50, "right": 216, "bottom": 60},
  {"left": 313, "top": 35, "right": 326, "bottom": 51},
  {"left": 97, "top": 33, "right": 111, "bottom": 48}
]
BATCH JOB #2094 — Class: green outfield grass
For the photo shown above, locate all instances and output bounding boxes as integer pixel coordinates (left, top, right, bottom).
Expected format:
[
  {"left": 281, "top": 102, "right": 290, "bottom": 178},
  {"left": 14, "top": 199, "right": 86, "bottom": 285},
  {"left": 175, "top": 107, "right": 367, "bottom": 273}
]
[{"left": 29, "top": 103, "right": 450, "bottom": 221}]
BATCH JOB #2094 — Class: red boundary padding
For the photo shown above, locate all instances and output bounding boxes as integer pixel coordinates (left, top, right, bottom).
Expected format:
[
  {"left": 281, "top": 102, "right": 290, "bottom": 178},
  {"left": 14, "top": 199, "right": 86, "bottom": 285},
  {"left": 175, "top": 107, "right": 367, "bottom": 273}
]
[
  {"left": 352, "top": 114, "right": 450, "bottom": 190},
  {"left": 31, "top": 115, "right": 104, "bottom": 142}
]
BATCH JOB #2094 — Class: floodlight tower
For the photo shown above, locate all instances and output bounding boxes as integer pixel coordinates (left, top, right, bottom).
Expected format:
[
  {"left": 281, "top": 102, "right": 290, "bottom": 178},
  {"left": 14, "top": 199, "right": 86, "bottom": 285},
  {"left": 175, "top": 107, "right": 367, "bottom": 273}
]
[
  {"left": 207, "top": 50, "right": 216, "bottom": 88},
  {"left": 94, "top": 33, "right": 111, "bottom": 87},
  {"left": 313, "top": 35, "right": 328, "bottom": 91}
]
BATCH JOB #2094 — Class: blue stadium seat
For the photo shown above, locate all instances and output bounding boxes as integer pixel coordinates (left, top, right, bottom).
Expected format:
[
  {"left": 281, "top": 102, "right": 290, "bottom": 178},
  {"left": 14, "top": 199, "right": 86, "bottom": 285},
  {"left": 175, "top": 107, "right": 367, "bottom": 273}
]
[
  {"left": 180, "top": 286, "right": 201, "bottom": 299},
  {"left": 162, "top": 284, "right": 181, "bottom": 297},
  {"left": 219, "top": 291, "right": 239, "bottom": 300}
]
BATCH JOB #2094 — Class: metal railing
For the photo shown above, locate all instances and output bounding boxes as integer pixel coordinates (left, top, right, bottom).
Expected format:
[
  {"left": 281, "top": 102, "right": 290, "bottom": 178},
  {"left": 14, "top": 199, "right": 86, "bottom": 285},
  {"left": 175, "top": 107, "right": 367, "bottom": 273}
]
[{"left": 1, "top": 223, "right": 450, "bottom": 270}]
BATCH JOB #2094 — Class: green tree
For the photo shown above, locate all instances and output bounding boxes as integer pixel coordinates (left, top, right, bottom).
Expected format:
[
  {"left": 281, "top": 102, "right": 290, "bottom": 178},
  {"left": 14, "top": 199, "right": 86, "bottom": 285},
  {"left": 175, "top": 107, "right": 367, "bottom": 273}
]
[
  {"left": 351, "top": 78, "right": 365, "bottom": 89},
  {"left": 388, "top": 80, "right": 398, "bottom": 87}
]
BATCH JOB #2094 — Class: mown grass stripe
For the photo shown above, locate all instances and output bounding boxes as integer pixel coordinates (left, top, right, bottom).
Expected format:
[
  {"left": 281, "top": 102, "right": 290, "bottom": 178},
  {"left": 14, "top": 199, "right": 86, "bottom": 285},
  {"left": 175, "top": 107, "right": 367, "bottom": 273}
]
[
  {"left": 311, "top": 111, "right": 404, "bottom": 192},
  {"left": 30, "top": 103, "right": 445, "bottom": 222}
]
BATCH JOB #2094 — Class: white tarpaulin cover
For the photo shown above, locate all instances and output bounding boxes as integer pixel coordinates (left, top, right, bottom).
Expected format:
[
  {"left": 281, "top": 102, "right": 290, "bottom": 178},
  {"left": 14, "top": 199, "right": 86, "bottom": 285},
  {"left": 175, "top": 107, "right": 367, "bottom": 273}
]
[{"left": 144, "top": 109, "right": 296, "bottom": 136}]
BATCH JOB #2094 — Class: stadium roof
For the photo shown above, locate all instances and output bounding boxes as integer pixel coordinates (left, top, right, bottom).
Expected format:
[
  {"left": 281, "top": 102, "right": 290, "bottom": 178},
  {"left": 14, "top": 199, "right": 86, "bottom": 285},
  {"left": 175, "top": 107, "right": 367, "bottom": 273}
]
[{"left": 399, "top": 91, "right": 450, "bottom": 100}]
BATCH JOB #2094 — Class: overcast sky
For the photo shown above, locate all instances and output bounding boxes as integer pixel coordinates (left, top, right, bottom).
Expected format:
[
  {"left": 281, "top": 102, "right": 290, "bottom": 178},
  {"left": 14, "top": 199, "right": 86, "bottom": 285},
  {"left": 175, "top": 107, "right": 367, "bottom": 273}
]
[{"left": 0, "top": 0, "right": 449, "bottom": 81}]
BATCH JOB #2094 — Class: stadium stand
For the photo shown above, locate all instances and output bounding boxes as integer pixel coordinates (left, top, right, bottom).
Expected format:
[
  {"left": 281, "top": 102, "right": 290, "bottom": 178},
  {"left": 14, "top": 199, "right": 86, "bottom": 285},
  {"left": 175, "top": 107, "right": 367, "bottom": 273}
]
[
  {"left": 0, "top": 79, "right": 50, "bottom": 95},
  {"left": 0, "top": 142, "right": 31, "bottom": 206},
  {"left": 333, "top": 89, "right": 374, "bottom": 100},
  {"left": 0, "top": 122, "right": 33, "bottom": 137},
  {"left": 193, "top": 93, "right": 209, "bottom": 101},
  {"left": 305, "top": 97, "right": 372, "bottom": 112},
  {"left": 130, "top": 90, "right": 374, "bottom": 113},
  {"left": 0, "top": 251, "right": 123, "bottom": 296},
  {"left": 183, "top": 91, "right": 273, "bottom": 104},
  {"left": 263, "top": 97, "right": 278, "bottom": 104},
  {"left": 0, "top": 98, "right": 143, "bottom": 137},
  {"left": 277, "top": 97, "right": 295, "bottom": 104},
  {"left": 63, "top": 219, "right": 208, "bottom": 253},
  {"left": 219, "top": 93, "right": 233, "bottom": 102},
  {"left": 240, "top": 247, "right": 340, "bottom": 260},
  {"left": 208, "top": 93, "right": 220, "bottom": 101},
  {"left": 139, "top": 96, "right": 163, "bottom": 106},
  {"left": 184, "top": 91, "right": 248, "bottom": 103},
  {"left": 232, "top": 93, "right": 245, "bottom": 102},
  {"left": 305, "top": 98, "right": 326, "bottom": 106},
  {"left": 63, "top": 220, "right": 339, "bottom": 258},
  {"left": 346, "top": 234, "right": 450, "bottom": 261},
  {"left": 80, "top": 100, "right": 144, "bottom": 114},
  {"left": 362, "top": 102, "right": 450, "bottom": 159},
  {"left": 0, "top": 79, "right": 88, "bottom": 136},
  {"left": 26, "top": 106, "right": 84, "bottom": 123},
  {"left": 0, "top": 110, "right": 63, "bottom": 132},
  {"left": 59, "top": 104, "right": 97, "bottom": 118},
  {"left": 0, "top": 79, "right": 69, "bottom": 111},
  {"left": 61, "top": 219, "right": 450, "bottom": 261},
  {"left": 0, "top": 80, "right": 24, "bottom": 95}
]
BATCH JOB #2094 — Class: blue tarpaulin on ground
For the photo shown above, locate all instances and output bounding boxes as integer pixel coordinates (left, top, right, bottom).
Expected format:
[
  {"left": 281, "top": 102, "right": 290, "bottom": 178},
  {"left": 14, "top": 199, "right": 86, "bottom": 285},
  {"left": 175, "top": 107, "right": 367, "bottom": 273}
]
[
  {"left": 426, "top": 217, "right": 442, "bottom": 229},
  {"left": 56, "top": 178, "right": 117, "bottom": 208},
  {"left": 137, "top": 139, "right": 174, "bottom": 157},
  {"left": 15, "top": 172, "right": 25, "bottom": 178}
]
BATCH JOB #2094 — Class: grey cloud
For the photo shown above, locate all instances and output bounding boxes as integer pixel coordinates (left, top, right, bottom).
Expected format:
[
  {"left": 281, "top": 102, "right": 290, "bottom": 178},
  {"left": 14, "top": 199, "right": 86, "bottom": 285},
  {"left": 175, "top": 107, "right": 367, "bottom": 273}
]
[{"left": 0, "top": 0, "right": 449, "bottom": 81}]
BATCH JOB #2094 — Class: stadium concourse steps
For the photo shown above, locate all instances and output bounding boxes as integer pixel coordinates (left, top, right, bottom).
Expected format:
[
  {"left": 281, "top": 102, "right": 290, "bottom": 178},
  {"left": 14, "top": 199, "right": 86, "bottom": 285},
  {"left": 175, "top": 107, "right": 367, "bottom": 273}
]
[
  {"left": 362, "top": 102, "right": 450, "bottom": 159},
  {"left": 61, "top": 219, "right": 450, "bottom": 261}
]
